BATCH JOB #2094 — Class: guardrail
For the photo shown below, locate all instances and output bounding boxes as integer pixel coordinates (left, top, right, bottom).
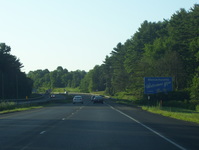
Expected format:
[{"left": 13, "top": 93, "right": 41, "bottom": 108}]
[{"left": 0, "top": 94, "right": 49, "bottom": 105}]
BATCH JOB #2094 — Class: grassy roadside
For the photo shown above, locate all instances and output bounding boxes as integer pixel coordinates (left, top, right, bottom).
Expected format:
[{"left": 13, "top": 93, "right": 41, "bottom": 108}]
[
  {"left": 101, "top": 91, "right": 199, "bottom": 124},
  {"left": 0, "top": 105, "right": 43, "bottom": 114},
  {"left": 142, "top": 106, "right": 199, "bottom": 124},
  {"left": 0, "top": 94, "right": 73, "bottom": 114},
  {"left": 109, "top": 96, "right": 199, "bottom": 124},
  {"left": 110, "top": 97, "right": 199, "bottom": 124}
]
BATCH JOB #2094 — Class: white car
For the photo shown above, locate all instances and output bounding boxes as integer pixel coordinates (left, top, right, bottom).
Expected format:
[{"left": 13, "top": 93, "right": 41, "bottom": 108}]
[
  {"left": 91, "top": 95, "right": 95, "bottom": 101},
  {"left": 73, "top": 96, "right": 83, "bottom": 104}
]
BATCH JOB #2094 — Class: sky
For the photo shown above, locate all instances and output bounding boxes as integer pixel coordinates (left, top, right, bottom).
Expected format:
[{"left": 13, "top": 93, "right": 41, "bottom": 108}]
[{"left": 0, "top": 0, "right": 198, "bottom": 73}]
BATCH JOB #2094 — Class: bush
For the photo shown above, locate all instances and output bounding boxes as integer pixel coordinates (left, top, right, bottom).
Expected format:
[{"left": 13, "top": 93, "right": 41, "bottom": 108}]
[
  {"left": 115, "top": 92, "right": 136, "bottom": 100},
  {"left": 189, "top": 100, "right": 199, "bottom": 110},
  {"left": 161, "top": 100, "right": 199, "bottom": 111},
  {"left": 142, "top": 90, "right": 190, "bottom": 107},
  {"left": 196, "top": 105, "right": 199, "bottom": 112},
  {"left": 0, "top": 102, "right": 16, "bottom": 111},
  {"left": 163, "top": 100, "right": 188, "bottom": 109}
]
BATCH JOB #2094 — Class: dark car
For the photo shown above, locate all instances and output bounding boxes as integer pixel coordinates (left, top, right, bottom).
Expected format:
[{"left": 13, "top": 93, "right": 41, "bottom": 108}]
[{"left": 93, "top": 96, "right": 104, "bottom": 104}]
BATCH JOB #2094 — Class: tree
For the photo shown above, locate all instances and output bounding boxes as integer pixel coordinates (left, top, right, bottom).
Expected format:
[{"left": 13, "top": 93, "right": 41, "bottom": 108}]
[
  {"left": 168, "top": 5, "right": 199, "bottom": 80},
  {"left": 110, "top": 43, "right": 129, "bottom": 93},
  {"left": 0, "top": 43, "right": 33, "bottom": 99},
  {"left": 103, "top": 55, "right": 114, "bottom": 95}
]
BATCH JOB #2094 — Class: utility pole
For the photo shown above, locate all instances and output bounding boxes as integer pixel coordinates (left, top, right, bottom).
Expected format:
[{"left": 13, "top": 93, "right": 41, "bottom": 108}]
[
  {"left": 1, "top": 72, "right": 4, "bottom": 99},
  {"left": 16, "top": 74, "right": 19, "bottom": 99}
]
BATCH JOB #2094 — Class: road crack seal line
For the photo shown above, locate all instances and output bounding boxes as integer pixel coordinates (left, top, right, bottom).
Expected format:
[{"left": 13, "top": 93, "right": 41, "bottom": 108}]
[
  {"left": 20, "top": 142, "right": 33, "bottom": 150},
  {"left": 40, "top": 131, "right": 46, "bottom": 135},
  {"left": 107, "top": 104, "right": 187, "bottom": 150}
]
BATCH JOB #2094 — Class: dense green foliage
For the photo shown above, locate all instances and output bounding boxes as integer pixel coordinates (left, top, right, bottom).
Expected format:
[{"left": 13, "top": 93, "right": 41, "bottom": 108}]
[
  {"left": 79, "top": 4, "right": 199, "bottom": 103},
  {"left": 0, "top": 43, "right": 33, "bottom": 99},
  {"left": 27, "top": 66, "right": 86, "bottom": 92},
  {"left": 27, "top": 5, "right": 199, "bottom": 109}
]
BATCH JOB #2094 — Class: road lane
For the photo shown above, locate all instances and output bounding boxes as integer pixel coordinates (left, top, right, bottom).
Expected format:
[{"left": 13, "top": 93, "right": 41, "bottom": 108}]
[
  {"left": 0, "top": 103, "right": 83, "bottom": 150},
  {"left": 33, "top": 103, "right": 181, "bottom": 150},
  {"left": 108, "top": 102, "right": 199, "bottom": 150},
  {"left": 0, "top": 95, "right": 198, "bottom": 150},
  {"left": 108, "top": 104, "right": 186, "bottom": 150}
]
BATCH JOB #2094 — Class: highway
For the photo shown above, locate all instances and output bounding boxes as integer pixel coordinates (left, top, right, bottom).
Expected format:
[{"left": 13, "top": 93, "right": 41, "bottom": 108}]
[{"left": 0, "top": 94, "right": 199, "bottom": 150}]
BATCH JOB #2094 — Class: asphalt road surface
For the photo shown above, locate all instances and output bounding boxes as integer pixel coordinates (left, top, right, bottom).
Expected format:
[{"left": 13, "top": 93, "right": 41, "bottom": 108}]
[{"left": 0, "top": 94, "right": 199, "bottom": 150}]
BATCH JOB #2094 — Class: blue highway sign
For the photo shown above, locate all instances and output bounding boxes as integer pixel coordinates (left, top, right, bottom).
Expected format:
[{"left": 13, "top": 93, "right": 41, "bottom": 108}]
[{"left": 144, "top": 77, "right": 173, "bottom": 94}]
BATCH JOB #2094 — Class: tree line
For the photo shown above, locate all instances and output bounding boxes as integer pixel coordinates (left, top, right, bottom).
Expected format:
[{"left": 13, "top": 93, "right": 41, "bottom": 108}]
[
  {"left": 80, "top": 4, "right": 199, "bottom": 103},
  {"left": 0, "top": 43, "right": 33, "bottom": 99},
  {"left": 27, "top": 67, "right": 86, "bottom": 92}
]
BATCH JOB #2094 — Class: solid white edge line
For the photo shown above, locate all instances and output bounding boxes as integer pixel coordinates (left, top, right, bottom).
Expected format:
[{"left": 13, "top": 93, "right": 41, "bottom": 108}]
[{"left": 108, "top": 104, "right": 187, "bottom": 150}]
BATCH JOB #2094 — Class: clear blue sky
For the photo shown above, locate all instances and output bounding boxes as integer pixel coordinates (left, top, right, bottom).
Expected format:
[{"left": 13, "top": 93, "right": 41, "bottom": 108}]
[{"left": 0, "top": 0, "right": 198, "bottom": 73}]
